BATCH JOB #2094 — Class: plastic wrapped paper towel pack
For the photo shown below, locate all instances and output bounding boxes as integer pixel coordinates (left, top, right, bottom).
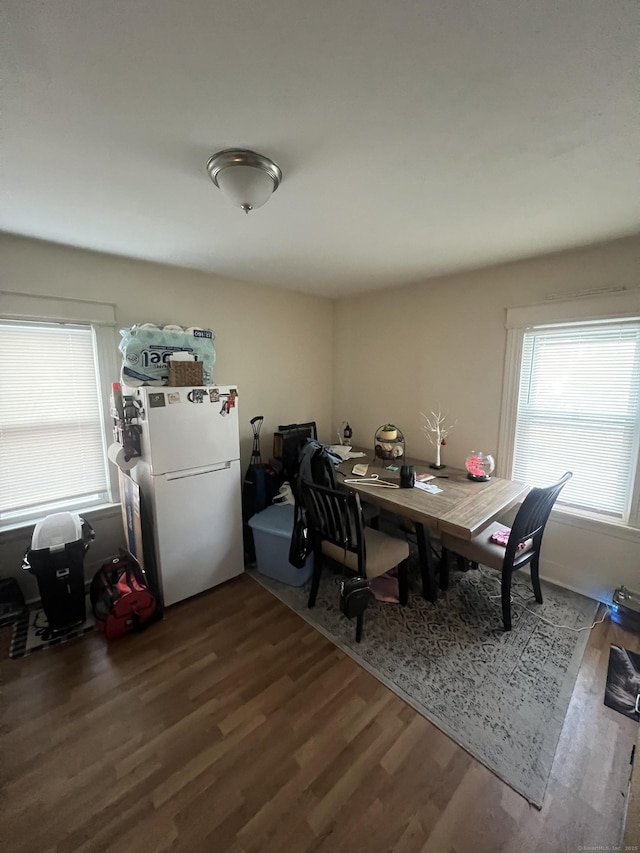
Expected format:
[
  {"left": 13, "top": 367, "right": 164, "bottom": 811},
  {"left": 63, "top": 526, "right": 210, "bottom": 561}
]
[{"left": 119, "top": 324, "right": 216, "bottom": 386}]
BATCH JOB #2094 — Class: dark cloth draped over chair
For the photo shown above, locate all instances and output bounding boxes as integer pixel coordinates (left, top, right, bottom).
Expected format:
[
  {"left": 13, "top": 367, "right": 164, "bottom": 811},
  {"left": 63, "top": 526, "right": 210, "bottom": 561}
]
[{"left": 280, "top": 425, "right": 379, "bottom": 528}]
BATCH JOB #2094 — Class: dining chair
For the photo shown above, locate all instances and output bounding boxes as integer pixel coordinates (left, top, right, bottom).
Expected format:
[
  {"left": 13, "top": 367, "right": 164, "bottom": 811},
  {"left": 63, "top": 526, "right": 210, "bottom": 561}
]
[
  {"left": 440, "top": 472, "right": 572, "bottom": 631},
  {"left": 301, "top": 480, "right": 410, "bottom": 641}
]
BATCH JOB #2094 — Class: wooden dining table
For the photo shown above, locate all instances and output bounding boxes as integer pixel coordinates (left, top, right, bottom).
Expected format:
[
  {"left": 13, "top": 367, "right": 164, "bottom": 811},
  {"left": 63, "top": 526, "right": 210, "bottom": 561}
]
[{"left": 335, "top": 449, "right": 529, "bottom": 601}]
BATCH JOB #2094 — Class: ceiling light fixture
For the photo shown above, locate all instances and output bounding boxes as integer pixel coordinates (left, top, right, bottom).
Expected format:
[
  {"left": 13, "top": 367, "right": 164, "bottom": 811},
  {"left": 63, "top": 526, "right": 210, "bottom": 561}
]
[{"left": 206, "top": 148, "right": 282, "bottom": 214}]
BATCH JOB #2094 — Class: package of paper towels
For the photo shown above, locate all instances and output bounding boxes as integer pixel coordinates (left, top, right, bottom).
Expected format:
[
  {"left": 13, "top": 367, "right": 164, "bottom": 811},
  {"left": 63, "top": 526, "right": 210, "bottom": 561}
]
[
  {"left": 119, "top": 323, "right": 215, "bottom": 386},
  {"left": 108, "top": 442, "right": 138, "bottom": 472}
]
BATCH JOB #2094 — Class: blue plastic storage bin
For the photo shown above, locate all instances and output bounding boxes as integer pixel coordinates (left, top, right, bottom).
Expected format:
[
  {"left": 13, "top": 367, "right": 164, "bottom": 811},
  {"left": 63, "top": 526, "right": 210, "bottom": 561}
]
[{"left": 249, "top": 504, "right": 313, "bottom": 586}]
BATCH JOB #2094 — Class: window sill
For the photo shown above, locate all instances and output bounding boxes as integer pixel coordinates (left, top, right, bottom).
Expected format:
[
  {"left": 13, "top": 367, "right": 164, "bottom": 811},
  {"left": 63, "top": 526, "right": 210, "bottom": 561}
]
[
  {"left": 550, "top": 506, "right": 640, "bottom": 544},
  {"left": 0, "top": 503, "right": 121, "bottom": 540}
]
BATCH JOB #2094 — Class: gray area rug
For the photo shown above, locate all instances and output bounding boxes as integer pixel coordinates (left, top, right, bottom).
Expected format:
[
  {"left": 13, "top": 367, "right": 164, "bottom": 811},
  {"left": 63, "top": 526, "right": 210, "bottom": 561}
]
[{"left": 250, "top": 534, "right": 598, "bottom": 807}]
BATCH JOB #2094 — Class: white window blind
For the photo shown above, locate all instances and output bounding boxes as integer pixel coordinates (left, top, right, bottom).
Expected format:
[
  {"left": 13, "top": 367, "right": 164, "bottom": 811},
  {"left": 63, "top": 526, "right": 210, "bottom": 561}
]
[
  {"left": 513, "top": 321, "right": 640, "bottom": 522},
  {"left": 0, "top": 320, "right": 111, "bottom": 524}
]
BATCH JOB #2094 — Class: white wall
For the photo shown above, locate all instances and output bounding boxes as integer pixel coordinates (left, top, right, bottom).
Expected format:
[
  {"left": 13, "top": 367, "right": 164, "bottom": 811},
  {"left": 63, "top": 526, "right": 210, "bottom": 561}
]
[
  {"left": 333, "top": 235, "right": 640, "bottom": 603},
  {"left": 3, "top": 232, "right": 640, "bottom": 605},
  {"left": 1, "top": 234, "right": 334, "bottom": 598}
]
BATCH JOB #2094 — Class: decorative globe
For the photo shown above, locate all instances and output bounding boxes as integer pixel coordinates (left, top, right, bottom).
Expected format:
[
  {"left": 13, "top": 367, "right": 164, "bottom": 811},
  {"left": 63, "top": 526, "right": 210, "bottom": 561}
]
[{"left": 465, "top": 452, "right": 495, "bottom": 481}]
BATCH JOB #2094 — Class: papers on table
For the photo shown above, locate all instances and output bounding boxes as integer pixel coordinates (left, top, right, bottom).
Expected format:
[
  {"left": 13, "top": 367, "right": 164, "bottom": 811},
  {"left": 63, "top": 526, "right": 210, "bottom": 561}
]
[
  {"left": 329, "top": 445, "right": 367, "bottom": 460},
  {"left": 414, "top": 481, "right": 443, "bottom": 494},
  {"left": 329, "top": 444, "right": 352, "bottom": 460}
]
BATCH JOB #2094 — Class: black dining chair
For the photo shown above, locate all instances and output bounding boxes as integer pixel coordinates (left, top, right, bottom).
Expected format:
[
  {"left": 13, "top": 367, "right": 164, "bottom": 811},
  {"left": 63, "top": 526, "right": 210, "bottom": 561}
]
[
  {"left": 440, "top": 472, "right": 572, "bottom": 631},
  {"left": 301, "top": 480, "right": 410, "bottom": 641}
]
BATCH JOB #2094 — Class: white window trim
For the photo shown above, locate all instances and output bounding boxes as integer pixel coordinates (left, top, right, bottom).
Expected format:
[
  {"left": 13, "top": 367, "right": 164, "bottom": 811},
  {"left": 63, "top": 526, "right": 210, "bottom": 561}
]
[
  {"left": 0, "top": 291, "right": 120, "bottom": 531},
  {"left": 497, "top": 289, "right": 640, "bottom": 536}
]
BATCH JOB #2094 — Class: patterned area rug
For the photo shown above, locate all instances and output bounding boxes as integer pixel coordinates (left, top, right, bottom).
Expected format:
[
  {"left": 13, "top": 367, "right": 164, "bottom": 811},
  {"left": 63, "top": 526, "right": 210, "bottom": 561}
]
[
  {"left": 9, "top": 598, "right": 94, "bottom": 659},
  {"left": 251, "top": 539, "right": 598, "bottom": 807}
]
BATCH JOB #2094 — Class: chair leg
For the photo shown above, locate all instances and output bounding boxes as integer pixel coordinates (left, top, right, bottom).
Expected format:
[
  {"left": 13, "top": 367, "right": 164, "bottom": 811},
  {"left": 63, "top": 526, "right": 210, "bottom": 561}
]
[
  {"left": 530, "top": 553, "right": 543, "bottom": 604},
  {"left": 356, "top": 612, "right": 364, "bottom": 643},
  {"left": 398, "top": 560, "right": 409, "bottom": 605},
  {"left": 501, "top": 568, "right": 512, "bottom": 631},
  {"left": 307, "top": 549, "right": 322, "bottom": 608}
]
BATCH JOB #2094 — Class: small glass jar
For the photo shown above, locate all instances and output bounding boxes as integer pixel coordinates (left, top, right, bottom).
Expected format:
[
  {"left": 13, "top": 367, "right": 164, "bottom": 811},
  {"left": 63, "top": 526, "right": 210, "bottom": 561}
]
[{"left": 465, "top": 452, "right": 495, "bottom": 481}]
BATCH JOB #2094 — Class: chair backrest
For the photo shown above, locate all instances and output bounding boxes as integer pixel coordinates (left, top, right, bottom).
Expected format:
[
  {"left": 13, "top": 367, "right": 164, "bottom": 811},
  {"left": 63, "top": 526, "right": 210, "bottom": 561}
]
[
  {"left": 300, "top": 480, "right": 366, "bottom": 574},
  {"left": 507, "top": 471, "right": 572, "bottom": 568}
]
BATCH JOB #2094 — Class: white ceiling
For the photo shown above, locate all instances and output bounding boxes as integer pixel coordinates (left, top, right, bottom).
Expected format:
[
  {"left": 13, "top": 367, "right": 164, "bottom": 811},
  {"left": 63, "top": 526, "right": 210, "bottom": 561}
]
[{"left": 2, "top": 0, "right": 639, "bottom": 298}]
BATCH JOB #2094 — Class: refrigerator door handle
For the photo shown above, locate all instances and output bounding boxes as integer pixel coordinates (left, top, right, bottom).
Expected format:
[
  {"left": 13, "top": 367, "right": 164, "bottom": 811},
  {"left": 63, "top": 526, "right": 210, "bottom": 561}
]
[{"left": 165, "top": 461, "right": 232, "bottom": 481}]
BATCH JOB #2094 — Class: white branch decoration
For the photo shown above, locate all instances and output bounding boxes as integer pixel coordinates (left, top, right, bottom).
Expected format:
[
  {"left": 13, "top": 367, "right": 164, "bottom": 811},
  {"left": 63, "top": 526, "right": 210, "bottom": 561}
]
[{"left": 420, "top": 410, "right": 456, "bottom": 468}]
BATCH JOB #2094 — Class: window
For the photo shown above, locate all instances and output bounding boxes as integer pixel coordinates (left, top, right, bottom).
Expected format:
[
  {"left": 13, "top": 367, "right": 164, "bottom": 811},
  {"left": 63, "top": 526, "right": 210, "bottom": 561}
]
[
  {"left": 499, "top": 292, "right": 640, "bottom": 530},
  {"left": 0, "top": 293, "right": 118, "bottom": 530}
]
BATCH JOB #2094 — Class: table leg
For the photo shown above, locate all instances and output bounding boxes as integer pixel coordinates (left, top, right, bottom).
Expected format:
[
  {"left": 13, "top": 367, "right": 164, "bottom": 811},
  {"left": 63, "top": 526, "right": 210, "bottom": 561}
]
[
  {"left": 439, "top": 548, "right": 450, "bottom": 590},
  {"left": 416, "top": 523, "right": 437, "bottom": 602}
]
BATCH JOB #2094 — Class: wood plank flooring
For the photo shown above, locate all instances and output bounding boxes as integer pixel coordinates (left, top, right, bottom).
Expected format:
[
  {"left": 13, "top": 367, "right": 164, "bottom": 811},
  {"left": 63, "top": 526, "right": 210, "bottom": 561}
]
[{"left": 1, "top": 573, "right": 638, "bottom": 853}]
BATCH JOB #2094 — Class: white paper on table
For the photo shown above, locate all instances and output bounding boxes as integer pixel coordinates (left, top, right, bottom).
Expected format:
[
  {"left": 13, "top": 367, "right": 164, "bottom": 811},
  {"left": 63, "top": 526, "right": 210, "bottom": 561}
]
[
  {"left": 328, "top": 444, "right": 352, "bottom": 460},
  {"left": 414, "top": 481, "right": 443, "bottom": 494}
]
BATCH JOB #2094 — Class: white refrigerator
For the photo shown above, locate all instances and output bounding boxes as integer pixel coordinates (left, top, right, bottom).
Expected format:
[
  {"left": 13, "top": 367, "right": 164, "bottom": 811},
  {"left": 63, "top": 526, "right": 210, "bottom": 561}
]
[{"left": 129, "top": 385, "right": 243, "bottom": 606}]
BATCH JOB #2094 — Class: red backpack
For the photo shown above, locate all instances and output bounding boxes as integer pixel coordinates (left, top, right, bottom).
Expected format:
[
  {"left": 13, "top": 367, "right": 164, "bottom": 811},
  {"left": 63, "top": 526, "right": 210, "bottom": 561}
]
[{"left": 90, "top": 556, "right": 159, "bottom": 640}]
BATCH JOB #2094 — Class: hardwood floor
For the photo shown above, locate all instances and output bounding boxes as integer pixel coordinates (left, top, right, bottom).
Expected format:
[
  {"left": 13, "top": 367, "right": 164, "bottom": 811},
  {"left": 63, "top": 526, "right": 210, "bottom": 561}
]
[{"left": 1, "top": 574, "right": 638, "bottom": 853}]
